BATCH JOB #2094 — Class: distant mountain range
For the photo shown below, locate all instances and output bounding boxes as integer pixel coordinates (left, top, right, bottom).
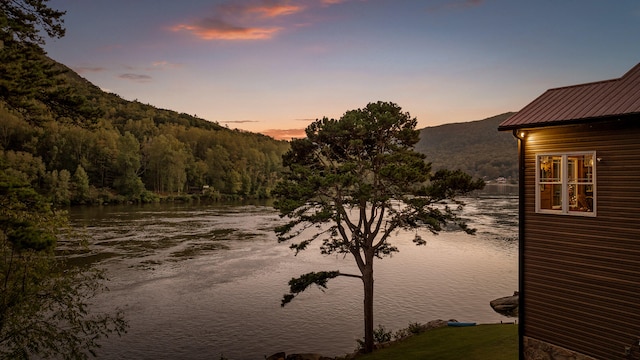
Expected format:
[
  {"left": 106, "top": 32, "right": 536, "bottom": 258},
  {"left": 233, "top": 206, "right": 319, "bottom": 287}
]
[{"left": 415, "top": 113, "right": 518, "bottom": 181}]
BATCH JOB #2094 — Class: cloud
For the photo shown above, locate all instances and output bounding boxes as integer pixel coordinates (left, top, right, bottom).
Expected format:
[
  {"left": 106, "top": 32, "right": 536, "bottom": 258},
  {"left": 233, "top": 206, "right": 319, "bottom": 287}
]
[
  {"left": 172, "top": 0, "right": 306, "bottom": 41},
  {"left": 118, "top": 73, "right": 153, "bottom": 83},
  {"left": 151, "top": 61, "right": 183, "bottom": 69},
  {"left": 117, "top": 62, "right": 183, "bottom": 73},
  {"left": 173, "top": 19, "right": 281, "bottom": 40},
  {"left": 73, "top": 66, "right": 107, "bottom": 74},
  {"left": 223, "top": 119, "right": 261, "bottom": 124},
  {"left": 246, "top": 3, "right": 303, "bottom": 18},
  {"left": 321, "top": 0, "right": 347, "bottom": 5},
  {"left": 261, "top": 128, "right": 307, "bottom": 140},
  {"left": 427, "top": 0, "right": 484, "bottom": 13},
  {"left": 216, "top": 1, "right": 304, "bottom": 18}
]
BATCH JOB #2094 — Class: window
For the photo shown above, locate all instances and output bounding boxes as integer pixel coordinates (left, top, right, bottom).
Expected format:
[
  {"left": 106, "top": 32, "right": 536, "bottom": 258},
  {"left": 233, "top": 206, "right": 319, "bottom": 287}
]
[{"left": 536, "top": 152, "right": 596, "bottom": 216}]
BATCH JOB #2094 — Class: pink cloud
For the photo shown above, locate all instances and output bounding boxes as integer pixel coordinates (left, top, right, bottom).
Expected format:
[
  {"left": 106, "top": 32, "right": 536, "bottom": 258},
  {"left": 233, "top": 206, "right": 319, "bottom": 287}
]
[
  {"left": 173, "top": 0, "right": 305, "bottom": 41},
  {"left": 173, "top": 19, "right": 280, "bottom": 40},
  {"left": 247, "top": 3, "right": 304, "bottom": 18},
  {"left": 216, "top": 1, "right": 304, "bottom": 18}
]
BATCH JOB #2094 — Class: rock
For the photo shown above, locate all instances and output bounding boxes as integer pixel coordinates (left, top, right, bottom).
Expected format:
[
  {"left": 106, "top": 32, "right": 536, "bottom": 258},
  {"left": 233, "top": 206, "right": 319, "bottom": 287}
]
[
  {"left": 490, "top": 291, "right": 519, "bottom": 317},
  {"left": 423, "top": 319, "right": 452, "bottom": 330}
]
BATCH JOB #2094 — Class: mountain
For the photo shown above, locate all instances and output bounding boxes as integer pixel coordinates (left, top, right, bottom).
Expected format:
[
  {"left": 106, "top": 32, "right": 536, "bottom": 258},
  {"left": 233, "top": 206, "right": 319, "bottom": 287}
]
[
  {"left": 415, "top": 112, "right": 518, "bottom": 181},
  {"left": 2, "top": 45, "right": 519, "bottom": 206},
  {"left": 1, "top": 54, "right": 290, "bottom": 204}
]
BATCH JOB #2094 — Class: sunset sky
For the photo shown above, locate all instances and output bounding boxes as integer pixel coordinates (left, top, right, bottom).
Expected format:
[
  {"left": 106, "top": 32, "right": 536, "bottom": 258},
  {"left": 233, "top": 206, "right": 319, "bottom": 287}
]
[{"left": 44, "top": 0, "right": 640, "bottom": 139}]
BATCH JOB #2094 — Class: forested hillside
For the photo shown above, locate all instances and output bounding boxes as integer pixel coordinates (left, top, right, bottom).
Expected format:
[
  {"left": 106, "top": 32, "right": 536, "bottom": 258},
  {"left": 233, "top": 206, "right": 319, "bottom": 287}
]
[
  {"left": 415, "top": 113, "right": 518, "bottom": 181},
  {"left": 1, "top": 54, "right": 289, "bottom": 204},
  {"left": 1, "top": 45, "right": 519, "bottom": 208}
]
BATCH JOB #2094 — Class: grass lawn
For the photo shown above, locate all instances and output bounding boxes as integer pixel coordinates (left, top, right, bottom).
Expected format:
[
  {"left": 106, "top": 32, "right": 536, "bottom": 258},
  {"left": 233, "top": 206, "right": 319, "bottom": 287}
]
[{"left": 354, "top": 324, "right": 518, "bottom": 360}]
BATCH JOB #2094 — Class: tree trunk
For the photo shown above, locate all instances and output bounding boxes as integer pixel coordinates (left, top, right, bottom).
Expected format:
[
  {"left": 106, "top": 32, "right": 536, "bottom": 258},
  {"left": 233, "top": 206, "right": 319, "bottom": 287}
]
[{"left": 362, "top": 261, "right": 374, "bottom": 353}]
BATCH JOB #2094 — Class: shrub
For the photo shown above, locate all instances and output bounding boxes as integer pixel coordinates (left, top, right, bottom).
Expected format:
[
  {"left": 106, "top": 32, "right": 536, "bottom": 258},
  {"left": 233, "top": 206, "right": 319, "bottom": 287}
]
[{"left": 357, "top": 325, "right": 393, "bottom": 350}]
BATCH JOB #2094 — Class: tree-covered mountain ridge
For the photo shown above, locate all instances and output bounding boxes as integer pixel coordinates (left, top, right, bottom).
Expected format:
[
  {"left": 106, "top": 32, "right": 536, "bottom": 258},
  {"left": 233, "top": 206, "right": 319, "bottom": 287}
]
[
  {"left": 2, "top": 49, "right": 517, "bottom": 207},
  {"left": 415, "top": 112, "right": 518, "bottom": 181},
  {"left": 1, "top": 54, "right": 290, "bottom": 204}
]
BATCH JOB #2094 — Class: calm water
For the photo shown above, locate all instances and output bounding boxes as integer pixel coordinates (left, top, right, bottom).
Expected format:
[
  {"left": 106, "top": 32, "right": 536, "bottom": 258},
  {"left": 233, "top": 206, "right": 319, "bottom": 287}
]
[{"left": 68, "top": 184, "right": 518, "bottom": 359}]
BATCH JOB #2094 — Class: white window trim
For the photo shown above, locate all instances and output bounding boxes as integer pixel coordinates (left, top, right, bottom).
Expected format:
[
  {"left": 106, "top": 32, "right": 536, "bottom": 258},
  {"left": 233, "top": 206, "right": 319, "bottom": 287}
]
[{"left": 535, "top": 151, "right": 597, "bottom": 217}]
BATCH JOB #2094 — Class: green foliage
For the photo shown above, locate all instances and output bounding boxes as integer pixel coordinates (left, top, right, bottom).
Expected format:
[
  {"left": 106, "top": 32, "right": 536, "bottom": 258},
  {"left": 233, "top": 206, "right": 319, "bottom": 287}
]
[
  {"left": 0, "top": 0, "right": 66, "bottom": 46},
  {"left": 1, "top": 41, "right": 98, "bottom": 125},
  {"left": 274, "top": 101, "right": 484, "bottom": 353},
  {"left": 0, "top": 150, "right": 45, "bottom": 186},
  {"left": 426, "top": 169, "right": 485, "bottom": 200},
  {"left": 0, "top": 105, "right": 34, "bottom": 150},
  {"left": 0, "top": 57, "right": 289, "bottom": 202},
  {"left": 49, "top": 168, "right": 71, "bottom": 206},
  {"left": 389, "top": 322, "right": 432, "bottom": 341},
  {"left": 406, "top": 322, "right": 426, "bottom": 335},
  {"left": 281, "top": 271, "right": 340, "bottom": 306},
  {"left": 71, "top": 165, "right": 90, "bottom": 204},
  {"left": 1, "top": 1, "right": 105, "bottom": 123},
  {"left": 0, "top": 6, "right": 128, "bottom": 356},
  {"left": 275, "top": 102, "right": 483, "bottom": 254},
  {"left": 356, "top": 325, "right": 393, "bottom": 350},
  {"left": 6, "top": 222, "right": 56, "bottom": 251},
  {"left": 0, "top": 173, "right": 127, "bottom": 359}
]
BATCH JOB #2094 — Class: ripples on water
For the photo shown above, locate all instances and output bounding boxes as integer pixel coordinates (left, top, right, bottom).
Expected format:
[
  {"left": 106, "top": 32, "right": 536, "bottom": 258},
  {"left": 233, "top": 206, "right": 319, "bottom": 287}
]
[{"left": 68, "top": 185, "right": 518, "bottom": 360}]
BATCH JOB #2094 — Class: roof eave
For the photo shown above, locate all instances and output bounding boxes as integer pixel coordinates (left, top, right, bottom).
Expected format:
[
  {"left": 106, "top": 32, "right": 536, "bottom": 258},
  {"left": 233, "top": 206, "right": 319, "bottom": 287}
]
[{"left": 498, "top": 112, "right": 640, "bottom": 131}]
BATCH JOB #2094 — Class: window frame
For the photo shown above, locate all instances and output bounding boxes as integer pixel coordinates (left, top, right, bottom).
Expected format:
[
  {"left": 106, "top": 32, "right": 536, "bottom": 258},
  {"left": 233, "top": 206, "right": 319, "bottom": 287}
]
[{"left": 535, "top": 151, "right": 597, "bottom": 217}]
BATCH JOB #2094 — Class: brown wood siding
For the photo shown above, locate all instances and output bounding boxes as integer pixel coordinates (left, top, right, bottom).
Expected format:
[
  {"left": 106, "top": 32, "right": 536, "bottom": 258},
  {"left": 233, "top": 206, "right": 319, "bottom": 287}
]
[{"left": 522, "top": 119, "right": 640, "bottom": 360}]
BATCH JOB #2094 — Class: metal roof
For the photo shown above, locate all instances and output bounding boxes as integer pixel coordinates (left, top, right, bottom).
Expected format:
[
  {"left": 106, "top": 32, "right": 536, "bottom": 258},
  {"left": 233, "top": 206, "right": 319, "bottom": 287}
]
[{"left": 498, "top": 63, "right": 640, "bottom": 130}]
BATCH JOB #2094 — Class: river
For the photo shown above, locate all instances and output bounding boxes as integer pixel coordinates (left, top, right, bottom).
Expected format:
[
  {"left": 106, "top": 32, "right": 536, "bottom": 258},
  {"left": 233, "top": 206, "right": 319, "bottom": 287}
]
[{"left": 67, "top": 184, "right": 518, "bottom": 359}]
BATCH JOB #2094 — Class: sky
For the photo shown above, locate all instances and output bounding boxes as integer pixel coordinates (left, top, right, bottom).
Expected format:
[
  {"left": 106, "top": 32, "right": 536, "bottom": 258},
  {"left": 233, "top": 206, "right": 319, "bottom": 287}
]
[{"left": 44, "top": 0, "right": 640, "bottom": 140}]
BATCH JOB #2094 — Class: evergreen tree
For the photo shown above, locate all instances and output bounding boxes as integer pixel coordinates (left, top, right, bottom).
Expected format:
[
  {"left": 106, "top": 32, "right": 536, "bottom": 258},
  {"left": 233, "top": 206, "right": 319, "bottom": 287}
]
[{"left": 274, "top": 102, "right": 484, "bottom": 353}]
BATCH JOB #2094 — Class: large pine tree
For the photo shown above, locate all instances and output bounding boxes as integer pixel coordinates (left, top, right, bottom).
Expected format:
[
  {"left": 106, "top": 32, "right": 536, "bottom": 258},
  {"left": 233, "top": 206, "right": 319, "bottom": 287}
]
[{"left": 274, "top": 101, "right": 484, "bottom": 352}]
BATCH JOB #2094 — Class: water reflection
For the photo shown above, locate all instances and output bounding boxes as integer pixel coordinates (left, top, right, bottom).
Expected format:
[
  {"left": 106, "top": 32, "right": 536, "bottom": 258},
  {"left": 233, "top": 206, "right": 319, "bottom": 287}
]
[{"left": 68, "top": 191, "right": 518, "bottom": 359}]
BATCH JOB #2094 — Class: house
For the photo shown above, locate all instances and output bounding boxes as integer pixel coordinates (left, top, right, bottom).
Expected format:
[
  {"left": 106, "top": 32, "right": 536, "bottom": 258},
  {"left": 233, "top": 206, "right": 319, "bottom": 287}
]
[{"left": 498, "top": 63, "right": 640, "bottom": 360}]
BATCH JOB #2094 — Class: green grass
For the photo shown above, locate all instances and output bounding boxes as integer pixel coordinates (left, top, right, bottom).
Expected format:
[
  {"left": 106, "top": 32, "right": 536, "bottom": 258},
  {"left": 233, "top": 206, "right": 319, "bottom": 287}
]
[{"left": 354, "top": 324, "right": 518, "bottom": 360}]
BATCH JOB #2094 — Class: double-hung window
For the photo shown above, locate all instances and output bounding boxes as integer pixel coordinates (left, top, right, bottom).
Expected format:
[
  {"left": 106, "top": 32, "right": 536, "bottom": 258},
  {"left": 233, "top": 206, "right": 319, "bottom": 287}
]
[{"left": 536, "top": 152, "right": 596, "bottom": 216}]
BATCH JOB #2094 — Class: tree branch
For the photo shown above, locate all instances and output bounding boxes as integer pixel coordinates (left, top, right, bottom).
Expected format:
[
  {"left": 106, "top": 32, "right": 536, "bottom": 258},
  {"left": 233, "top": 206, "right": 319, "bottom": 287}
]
[
  {"left": 281, "top": 271, "right": 349, "bottom": 307},
  {"left": 370, "top": 204, "right": 387, "bottom": 249}
]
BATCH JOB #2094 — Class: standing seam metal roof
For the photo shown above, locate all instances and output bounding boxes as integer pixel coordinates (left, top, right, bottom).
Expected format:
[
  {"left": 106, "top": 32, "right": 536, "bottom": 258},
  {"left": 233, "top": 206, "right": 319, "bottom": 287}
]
[{"left": 498, "top": 63, "right": 640, "bottom": 130}]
